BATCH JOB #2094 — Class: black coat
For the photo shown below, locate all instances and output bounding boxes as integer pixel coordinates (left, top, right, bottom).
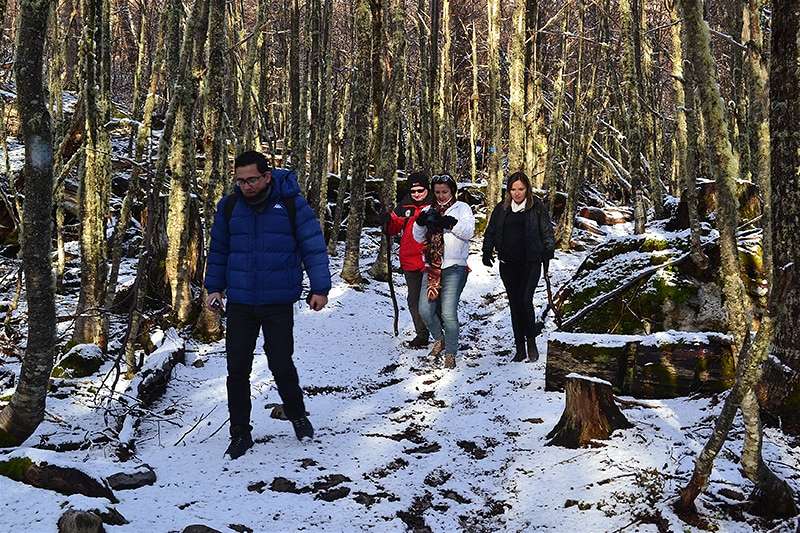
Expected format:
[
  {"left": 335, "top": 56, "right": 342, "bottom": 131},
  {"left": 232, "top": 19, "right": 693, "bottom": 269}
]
[{"left": 482, "top": 197, "right": 556, "bottom": 263}]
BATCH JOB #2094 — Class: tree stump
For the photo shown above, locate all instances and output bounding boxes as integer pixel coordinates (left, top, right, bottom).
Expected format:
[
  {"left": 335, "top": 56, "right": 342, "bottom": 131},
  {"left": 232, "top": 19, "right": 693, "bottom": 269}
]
[{"left": 546, "top": 374, "right": 633, "bottom": 448}]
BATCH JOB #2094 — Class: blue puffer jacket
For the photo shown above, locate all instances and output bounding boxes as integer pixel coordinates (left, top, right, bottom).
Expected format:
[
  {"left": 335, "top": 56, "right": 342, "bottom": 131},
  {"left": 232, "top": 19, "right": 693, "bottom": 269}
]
[{"left": 204, "top": 169, "right": 332, "bottom": 305}]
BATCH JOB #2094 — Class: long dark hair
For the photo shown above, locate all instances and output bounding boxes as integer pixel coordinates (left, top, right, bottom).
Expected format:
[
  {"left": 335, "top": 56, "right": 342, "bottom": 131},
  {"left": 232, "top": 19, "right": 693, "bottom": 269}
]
[{"left": 503, "top": 171, "right": 534, "bottom": 209}]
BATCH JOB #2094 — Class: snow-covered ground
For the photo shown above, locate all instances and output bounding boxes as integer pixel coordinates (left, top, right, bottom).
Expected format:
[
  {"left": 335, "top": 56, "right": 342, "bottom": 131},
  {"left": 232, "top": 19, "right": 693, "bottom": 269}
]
[{"left": 1, "top": 232, "right": 799, "bottom": 532}]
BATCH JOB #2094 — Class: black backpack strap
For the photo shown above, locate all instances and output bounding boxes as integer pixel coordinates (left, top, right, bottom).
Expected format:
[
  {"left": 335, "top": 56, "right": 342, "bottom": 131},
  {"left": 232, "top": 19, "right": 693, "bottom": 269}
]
[{"left": 223, "top": 193, "right": 238, "bottom": 226}]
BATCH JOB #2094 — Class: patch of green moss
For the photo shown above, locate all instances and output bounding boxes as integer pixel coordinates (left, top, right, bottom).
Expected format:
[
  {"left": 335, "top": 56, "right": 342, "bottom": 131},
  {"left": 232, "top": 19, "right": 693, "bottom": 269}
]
[
  {"left": 0, "top": 457, "right": 32, "bottom": 479},
  {"left": 640, "top": 235, "right": 670, "bottom": 253}
]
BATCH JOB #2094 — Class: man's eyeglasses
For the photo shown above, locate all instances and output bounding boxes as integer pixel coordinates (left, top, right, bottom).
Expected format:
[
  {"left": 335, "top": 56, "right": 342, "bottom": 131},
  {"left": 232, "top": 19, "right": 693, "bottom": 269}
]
[{"left": 235, "top": 171, "right": 270, "bottom": 188}]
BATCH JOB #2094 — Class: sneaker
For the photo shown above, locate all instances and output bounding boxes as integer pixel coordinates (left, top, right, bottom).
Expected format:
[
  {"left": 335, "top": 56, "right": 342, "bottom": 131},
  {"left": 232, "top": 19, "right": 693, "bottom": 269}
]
[
  {"left": 224, "top": 431, "right": 254, "bottom": 460},
  {"left": 404, "top": 333, "right": 430, "bottom": 349},
  {"left": 443, "top": 353, "right": 456, "bottom": 369},
  {"left": 290, "top": 416, "right": 314, "bottom": 441},
  {"left": 527, "top": 337, "right": 539, "bottom": 362},
  {"left": 429, "top": 338, "right": 445, "bottom": 358}
]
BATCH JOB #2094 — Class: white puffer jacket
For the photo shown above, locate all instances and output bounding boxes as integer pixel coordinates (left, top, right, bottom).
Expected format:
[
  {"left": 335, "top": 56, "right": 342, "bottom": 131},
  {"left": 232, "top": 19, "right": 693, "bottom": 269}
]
[{"left": 412, "top": 201, "right": 475, "bottom": 269}]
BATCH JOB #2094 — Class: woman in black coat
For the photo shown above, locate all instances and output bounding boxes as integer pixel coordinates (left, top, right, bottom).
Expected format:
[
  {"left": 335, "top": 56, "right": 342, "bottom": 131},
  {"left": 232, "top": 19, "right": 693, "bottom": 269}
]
[{"left": 482, "top": 172, "right": 555, "bottom": 362}]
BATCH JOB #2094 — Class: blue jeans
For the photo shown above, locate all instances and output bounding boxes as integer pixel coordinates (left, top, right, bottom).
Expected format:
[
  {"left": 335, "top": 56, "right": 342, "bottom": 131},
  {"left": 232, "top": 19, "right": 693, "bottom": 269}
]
[{"left": 418, "top": 265, "right": 469, "bottom": 355}]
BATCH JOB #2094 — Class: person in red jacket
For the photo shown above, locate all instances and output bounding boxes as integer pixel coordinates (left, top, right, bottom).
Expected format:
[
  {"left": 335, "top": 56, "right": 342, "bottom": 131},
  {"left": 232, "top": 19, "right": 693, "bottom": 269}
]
[{"left": 384, "top": 172, "right": 433, "bottom": 348}]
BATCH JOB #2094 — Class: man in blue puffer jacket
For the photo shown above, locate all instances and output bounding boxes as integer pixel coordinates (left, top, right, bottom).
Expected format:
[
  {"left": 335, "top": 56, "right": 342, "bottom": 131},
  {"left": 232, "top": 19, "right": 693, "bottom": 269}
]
[{"left": 205, "top": 151, "right": 331, "bottom": 459}]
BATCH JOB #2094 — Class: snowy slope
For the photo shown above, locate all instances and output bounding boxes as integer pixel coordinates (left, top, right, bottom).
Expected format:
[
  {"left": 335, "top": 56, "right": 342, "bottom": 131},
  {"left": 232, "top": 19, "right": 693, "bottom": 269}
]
[{"left": 1, "top": 232, "right": 799, "bottom": 532}]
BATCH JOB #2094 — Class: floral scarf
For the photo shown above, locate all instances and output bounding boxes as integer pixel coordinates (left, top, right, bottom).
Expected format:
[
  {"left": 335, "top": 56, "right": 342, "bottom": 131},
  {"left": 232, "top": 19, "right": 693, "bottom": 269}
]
[{"left": 424, "top": 197, "right": 456, "bottom": 301}]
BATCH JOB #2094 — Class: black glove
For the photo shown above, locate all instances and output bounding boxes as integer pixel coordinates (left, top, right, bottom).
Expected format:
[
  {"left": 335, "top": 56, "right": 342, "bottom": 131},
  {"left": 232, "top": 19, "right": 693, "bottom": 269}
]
[
  {"left": 482, "top": 253, "right": 494, "bottom": 267},
  {"left": 378, "top": 206, "right": 391, "bottom": 225},
  {"left": 439, "top": 215, "right": 457, "bottom": 230},
  {"left": 542, "top": 259, "right": 549, "bottom": 274},
  {"left": 544, "top": 248, "right": 555, "bottom": 261},
  {"left": 415, "top": 209, "right": 431, "bottom": 227},
  {"left": 416, "top": 209, "right": 442, "bottom": 228}
]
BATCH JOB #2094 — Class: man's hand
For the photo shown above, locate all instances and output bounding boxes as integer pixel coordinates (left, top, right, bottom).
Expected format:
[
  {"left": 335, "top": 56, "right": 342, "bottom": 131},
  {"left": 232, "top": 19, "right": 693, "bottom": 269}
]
[
  {"left": 482, "top": 253, "right": 494, "bottom": 267},
  {"left": 308, "top": 294, "right": 328, "bottom": 311},
  {"left": 206, "top": 291, "right": 225, "bottom": 313},
  {"left": 543, "top": 259, "right": 550, "bottom": 275}
]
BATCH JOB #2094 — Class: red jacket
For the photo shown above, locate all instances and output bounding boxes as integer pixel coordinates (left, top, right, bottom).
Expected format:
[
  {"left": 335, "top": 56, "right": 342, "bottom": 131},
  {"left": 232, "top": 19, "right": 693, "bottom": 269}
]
[{"left": 388, "top": 195, "right": 430, "bottom": 272}]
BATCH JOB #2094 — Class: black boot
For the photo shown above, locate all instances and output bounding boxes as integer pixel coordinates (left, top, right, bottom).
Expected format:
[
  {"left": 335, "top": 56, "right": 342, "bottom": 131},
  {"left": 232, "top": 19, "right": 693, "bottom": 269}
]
[
  {"left": 404, "top": 331, "right": 430, "bottom": 349},
  {"left": 225, "top": 426, "right": 254, "bottom": 459},
  {"left": 526, "top": 337, "right": 539, "bottom": 362},
  {"left": 511, "top": 342, "right": 527, "bottom": 362},
  {"left": 290, "top": 416, "right": 314, "bottom": 441}
]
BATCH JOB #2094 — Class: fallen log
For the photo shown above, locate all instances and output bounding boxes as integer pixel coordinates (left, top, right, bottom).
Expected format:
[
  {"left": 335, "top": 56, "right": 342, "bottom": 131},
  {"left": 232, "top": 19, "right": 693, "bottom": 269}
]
[
  {"left": 0, "top": 449, "right": 117, "bottom": 502},
  {"left": 546, "top": 374, "right": 633, "bottom": 448}
]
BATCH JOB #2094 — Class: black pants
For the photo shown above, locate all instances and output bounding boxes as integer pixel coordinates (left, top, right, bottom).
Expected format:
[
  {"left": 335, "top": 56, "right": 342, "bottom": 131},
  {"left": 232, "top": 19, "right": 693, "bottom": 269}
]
[
  {"left": 403, "top": 270, "right": 428, "bottom": 338},
  {"left": 225, "top": 303, "right": 306, "bottom": 434},
  {"left": 499, "top": 260, "right": 542, "bottom": 351}
]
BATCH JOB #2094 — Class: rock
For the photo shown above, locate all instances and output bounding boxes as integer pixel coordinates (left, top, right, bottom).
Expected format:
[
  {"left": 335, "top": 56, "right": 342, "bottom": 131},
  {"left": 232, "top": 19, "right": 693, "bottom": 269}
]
[
  {"left": 559, "top": 230, "right": 725, "bottom": 335},
  {"left": 441, "top": 490, "right": 471, "bottom": 504},
  {"left": 423, "top": 468, "right": 452, "bottom": 487},
  {"left": 545, "top": 331, "right": 735, "bottom": 399},
  {"left": 181, "top": 526, "right": 222, "bottom": 533},
  {"left": 52, "top": 344, "right": 104, "bottom": 379},
  {"left": 315, "top": 486, "right": 351, "bottom": 502},
  {"left": 228, "top": 525, "right": 253, "bottom": 533},
  {"left": 0, "top": 455, "right": 117, "bottom": 502},
  {"left": 269, "top": 477, "right": 307, "bottom": 494},
  {"left": 456, "top": 440, "right": 488, "bottom": 460},
  {"left": 579, "top": 206, "right": 632, "bottom": 226},
  {"left": 311, "top": 474, "right": 350, "bottom": 491},
  {"left": 403, "top": 442, "right": 441, "bottom": 455},
  {"left": 57, "top": 510, "right": 104, "bottom": 533},
  {"left": 106, "top": 464, "right": 156, "bottom": 490}
]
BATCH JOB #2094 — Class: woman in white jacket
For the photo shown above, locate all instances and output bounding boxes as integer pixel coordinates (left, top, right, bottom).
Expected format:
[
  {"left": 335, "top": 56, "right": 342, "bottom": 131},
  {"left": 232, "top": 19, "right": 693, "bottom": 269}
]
[{"left": 413, "top": 173, "right": 475, "bottom": 369}]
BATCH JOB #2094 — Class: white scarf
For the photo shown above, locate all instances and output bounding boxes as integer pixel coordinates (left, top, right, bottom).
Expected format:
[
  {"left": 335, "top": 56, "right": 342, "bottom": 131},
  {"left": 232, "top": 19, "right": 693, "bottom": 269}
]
[{"left": 511, "top": 199, "right": 527, "bottom": 213}]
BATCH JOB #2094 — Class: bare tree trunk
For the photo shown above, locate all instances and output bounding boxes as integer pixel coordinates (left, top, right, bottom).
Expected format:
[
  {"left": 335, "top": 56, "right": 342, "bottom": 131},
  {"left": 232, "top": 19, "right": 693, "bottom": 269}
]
[
  {"left": 307, "top": 0, "right": 333, "bottom": 216},
  {"left": 121, "top": 0, "right": 206, "bottom": 377},
  {"left": 340, "top": 0, "right": 372, "bottom": 284},
  {"left": 468, "top": 23, "right": 478, "bottom": 182},
  {"left": 763, "top": 0, "right": 800, "bottom": 435},
  {"left": 289, "top": 0, "right": 300, "bottom": 164},
  {"left": 507, "top": 0, "right": 525, "bottom": 173},
  {"left": 524, "top": 0, "right": 545, "bottom": 187},
  {"left": 327, "top": 63, "right": 356, "bottom": 257},
  {"left": 0, "top": 0, "right": 56, "bottom": 447},
  {"left": 435, "top": 0, "right": 455, "bottom": 172},
  {"left": 126, "top": 1, "right": 149, "bottom": 156},
  {"left": 485, "top": 0, "right": 503, "bottom": 207},
  {"left": 679, "top": 13, "right": 709, "bottom": 270},
  {"left": 369, "top": 0, "right": 405, "bottom": 280},
  {"left": 73, "top": 0, "right": 110, "bottom": 349},
  {"left": 621, "top": 0, "right": 647, "bottom": 233},
  {"left": 675, "top": 0, "right": 795, "bottom": 517},
  {"left": 165, "top": 0, "right": 209, "bottom": 325},
  {"left": 680, "top": 0, "right": 750, "bottom": 349},
  {"left": 105, "top": 8, "right": 169, "bottom": 313},
  {"left": 238, "top": 0, "right": 267, "bottom": 153},
  {"left": 742, "top": 0, "right": 770, "bottom": 281},
  {"left": 545, "top": 12, "right": 568, "bottom": 216},
  {"left": 195, "top": 0, "right": 228, "bottom": 342},
  {"left": 416, "top": 0, "right": 431, "bottom": 173}
]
